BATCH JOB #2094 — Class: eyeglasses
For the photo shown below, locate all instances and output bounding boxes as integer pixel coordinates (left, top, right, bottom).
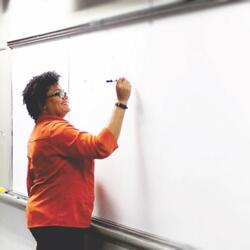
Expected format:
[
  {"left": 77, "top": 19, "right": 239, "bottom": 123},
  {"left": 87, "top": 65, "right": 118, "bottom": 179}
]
[{"left": 47, "top": 90, "right": 67, "bottom": 99}]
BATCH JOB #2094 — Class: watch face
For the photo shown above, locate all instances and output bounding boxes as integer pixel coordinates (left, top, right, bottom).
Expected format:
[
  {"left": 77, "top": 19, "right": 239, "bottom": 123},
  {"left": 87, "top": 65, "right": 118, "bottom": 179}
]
[{"left": 116, "top": 103, "right": 128, "bottom": 109}]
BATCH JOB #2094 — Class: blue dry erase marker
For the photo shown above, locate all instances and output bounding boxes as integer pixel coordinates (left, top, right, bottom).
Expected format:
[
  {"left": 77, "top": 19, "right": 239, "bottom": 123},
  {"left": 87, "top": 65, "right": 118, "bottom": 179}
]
[{"left": 106, "top": 79, "right": 117, "bottom": 83}]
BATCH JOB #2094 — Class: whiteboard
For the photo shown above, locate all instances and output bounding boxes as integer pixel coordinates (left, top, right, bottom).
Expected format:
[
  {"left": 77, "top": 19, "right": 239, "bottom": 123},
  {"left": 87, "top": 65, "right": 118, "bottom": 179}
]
[{"left": 11, "top": 3, "right": 250, "bottom": 249}]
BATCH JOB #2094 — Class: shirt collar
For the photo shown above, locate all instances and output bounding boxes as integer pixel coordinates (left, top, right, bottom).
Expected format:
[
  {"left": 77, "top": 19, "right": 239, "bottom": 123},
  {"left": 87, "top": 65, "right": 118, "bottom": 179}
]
[{"left": 35, "top": 114, "right": 66, "bottom": 124}]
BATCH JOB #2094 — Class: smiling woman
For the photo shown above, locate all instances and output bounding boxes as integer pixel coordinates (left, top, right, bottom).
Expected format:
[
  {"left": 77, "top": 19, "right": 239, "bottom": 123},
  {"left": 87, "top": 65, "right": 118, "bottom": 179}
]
[
  {"left": 22, "top": 71, "right": 64, "bottom": 120},
  {"left": 22, "top": 71, "right": 131, "bottom": 250},
  {"left": 44, "top": 86, "right": 70, "bottom": 118}
]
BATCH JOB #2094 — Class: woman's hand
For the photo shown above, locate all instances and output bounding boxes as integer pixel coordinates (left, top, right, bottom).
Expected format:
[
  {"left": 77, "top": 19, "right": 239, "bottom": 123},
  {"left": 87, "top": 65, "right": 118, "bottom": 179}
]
[{"left": 116, "top": 78, "right": 132, "bottom": 104}]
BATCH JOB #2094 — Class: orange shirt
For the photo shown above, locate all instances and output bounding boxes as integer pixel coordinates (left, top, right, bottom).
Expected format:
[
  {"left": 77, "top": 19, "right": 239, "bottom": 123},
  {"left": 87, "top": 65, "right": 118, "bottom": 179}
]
[{"left": 26, "top": 115, "right": 118, "bottom": 228}]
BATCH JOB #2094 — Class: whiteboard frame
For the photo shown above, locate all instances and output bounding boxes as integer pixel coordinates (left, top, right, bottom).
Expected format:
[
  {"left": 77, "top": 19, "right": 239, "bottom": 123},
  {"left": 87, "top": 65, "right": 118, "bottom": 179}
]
[{"left": 7, "top": 0, "right": 243, "bottom": 48}]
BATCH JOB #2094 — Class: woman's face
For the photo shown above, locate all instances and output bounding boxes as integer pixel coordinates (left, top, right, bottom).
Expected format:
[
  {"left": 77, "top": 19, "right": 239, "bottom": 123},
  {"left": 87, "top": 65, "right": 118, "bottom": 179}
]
[{"left": 43, "top": 84, "right": 70, "bottom": 118}]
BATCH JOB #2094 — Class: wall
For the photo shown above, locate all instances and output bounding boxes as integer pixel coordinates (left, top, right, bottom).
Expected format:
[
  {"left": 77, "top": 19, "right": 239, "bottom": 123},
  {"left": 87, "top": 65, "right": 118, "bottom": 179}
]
[
  {"left": 0, "top": 47, "right": 11, "bottom": 190},
  {"left": 0, "top": 202, "right": 35, "bottom": 250}
]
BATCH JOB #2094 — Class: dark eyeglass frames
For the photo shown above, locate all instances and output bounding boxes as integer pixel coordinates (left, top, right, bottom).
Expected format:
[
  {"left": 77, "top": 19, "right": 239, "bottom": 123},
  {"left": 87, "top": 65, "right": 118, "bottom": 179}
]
[{"left": 47, "top": 90, "right": 67, "bottom": 99}]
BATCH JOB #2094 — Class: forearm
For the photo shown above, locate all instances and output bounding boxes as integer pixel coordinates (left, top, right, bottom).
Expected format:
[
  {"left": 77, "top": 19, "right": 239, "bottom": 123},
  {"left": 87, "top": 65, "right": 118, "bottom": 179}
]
[{"left": 107, "top": 103, "right": 127, "bottom": 141}]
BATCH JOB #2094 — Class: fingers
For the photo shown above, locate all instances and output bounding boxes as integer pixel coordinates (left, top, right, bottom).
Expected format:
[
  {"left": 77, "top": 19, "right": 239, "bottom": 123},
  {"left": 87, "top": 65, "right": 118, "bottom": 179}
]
[
  {"left": 116, "top": 77, "right": 132, "bottom": 103},
  {"left": 116, "top": 77, "right": 131, "bottom": 90}
]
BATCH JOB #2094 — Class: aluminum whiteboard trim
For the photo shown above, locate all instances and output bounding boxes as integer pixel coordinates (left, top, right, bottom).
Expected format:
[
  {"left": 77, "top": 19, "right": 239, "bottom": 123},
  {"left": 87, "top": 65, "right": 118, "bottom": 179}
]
[
  {"left": 7, "top": 0, "right": 244, "bottom": 48},
  {"left": 0, "top": 192, "right": 27, "bottom": 209},
  {"left": 0, "top": 193, "right": 197, "bottom": 250},
  {"left": 92, "top": 217, "right": 198, "bottom": 250}
]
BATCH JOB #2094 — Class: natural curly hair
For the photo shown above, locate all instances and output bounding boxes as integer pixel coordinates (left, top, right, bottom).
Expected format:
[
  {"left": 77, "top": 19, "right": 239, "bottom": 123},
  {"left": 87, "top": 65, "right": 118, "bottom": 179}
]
[{"left": 22, "top": 71, "right": 61, "bottom": 120}]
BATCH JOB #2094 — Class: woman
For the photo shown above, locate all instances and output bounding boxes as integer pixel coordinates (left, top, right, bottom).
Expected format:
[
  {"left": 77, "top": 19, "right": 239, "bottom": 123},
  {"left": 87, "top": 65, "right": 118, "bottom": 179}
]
[{"left": 22, "top": 71, "right": 131, "bottom": 250}]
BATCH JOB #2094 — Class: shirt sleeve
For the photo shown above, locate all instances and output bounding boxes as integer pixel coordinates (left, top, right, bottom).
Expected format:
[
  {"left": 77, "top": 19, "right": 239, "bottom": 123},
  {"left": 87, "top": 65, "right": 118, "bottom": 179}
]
[{"left": 49, "top": 121, "right": 118, "bottom": 159}]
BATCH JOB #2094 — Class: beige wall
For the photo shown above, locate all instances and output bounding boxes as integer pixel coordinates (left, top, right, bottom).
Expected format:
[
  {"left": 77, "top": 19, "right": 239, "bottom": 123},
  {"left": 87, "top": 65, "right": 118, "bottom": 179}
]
[{"left": 0, "top": 47, "right": 11, "bottom": 189}]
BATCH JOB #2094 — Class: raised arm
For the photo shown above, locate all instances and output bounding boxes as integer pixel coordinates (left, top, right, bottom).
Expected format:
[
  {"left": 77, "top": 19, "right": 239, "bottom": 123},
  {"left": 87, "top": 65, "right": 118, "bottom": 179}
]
[{"left": 107, "top": 77, "right": 132, "bottom": 140}]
